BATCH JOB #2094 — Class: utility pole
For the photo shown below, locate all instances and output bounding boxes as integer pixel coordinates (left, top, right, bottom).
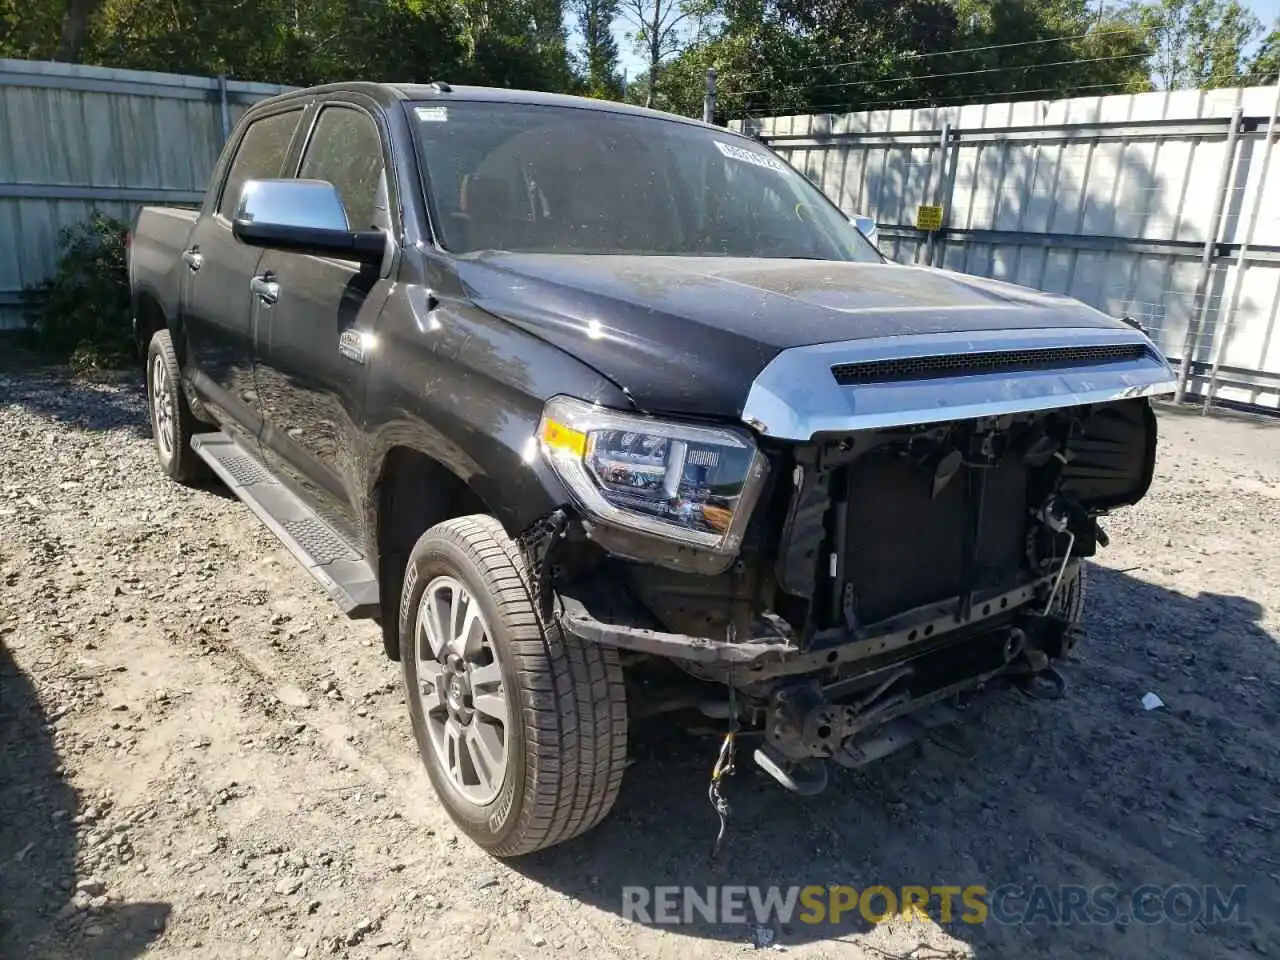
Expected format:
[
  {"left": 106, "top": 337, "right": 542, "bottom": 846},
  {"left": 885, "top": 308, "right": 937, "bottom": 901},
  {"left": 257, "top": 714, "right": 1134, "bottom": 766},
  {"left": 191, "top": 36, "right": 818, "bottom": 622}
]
[{"left": 703, "top": 67, "right": 717, "bottom": 124}]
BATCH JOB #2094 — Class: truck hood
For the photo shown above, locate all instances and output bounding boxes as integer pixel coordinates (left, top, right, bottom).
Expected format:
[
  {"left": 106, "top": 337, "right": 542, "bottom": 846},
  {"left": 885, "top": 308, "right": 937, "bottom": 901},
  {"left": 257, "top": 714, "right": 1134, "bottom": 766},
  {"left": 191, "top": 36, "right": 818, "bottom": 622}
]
[{"left": 454, "top": 253, "right": 1133, "bottom": 419}]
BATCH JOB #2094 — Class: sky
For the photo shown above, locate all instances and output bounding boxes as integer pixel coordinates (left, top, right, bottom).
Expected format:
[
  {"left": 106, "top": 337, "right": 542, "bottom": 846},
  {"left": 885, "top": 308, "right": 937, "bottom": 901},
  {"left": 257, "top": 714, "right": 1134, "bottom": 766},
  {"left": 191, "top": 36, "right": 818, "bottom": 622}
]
[
  {"left": 611, "top": 20, "right": 646, "bottom": 83},
  {"left": 1254, "top": 0, "right": 1280, "bottom": 25}
]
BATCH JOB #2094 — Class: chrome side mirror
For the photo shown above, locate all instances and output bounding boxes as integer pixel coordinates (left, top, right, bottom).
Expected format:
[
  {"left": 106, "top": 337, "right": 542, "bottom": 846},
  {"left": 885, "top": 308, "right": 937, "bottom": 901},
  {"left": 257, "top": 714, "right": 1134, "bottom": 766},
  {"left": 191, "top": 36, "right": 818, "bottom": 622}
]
[{"left": 233, "top": 179, "right": 384, "bottom": 264}]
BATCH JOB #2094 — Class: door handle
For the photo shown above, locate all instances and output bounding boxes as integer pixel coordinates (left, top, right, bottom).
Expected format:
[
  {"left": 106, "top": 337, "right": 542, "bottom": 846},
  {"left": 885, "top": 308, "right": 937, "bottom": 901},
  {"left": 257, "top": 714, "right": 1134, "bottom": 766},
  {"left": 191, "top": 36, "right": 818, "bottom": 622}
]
[
  {"left": 181, "top": 248, "right": 204, "bottom": 272},
  {"left": 250, "top": 275, "right": 279, "bottom": 305}
]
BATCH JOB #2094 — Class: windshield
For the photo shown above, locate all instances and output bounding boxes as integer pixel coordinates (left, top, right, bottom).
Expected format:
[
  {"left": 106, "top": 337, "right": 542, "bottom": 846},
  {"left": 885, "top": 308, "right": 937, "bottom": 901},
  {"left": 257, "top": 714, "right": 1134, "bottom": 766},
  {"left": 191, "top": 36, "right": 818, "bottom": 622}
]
[{"left": 409, "top": 101, "right": 881, "bottom": 261}]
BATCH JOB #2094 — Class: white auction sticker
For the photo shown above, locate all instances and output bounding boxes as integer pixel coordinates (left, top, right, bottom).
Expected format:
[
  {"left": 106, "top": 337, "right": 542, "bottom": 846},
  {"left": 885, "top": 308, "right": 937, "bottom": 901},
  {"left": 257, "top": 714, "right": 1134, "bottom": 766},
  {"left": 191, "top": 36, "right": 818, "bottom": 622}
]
[
  {"left": 415, "top": 106, "right": 448, "bottom": 122},
  {"left": 714, "top": 140, "right": 787, "bottom": 173}
]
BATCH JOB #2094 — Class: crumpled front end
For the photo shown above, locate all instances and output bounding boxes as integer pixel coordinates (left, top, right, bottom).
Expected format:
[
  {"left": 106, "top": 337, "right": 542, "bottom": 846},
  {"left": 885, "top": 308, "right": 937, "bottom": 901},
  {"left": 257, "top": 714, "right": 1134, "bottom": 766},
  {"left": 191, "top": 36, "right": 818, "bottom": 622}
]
[{"left": 530, "top": 322, "right": 1174, "bottom": 789}]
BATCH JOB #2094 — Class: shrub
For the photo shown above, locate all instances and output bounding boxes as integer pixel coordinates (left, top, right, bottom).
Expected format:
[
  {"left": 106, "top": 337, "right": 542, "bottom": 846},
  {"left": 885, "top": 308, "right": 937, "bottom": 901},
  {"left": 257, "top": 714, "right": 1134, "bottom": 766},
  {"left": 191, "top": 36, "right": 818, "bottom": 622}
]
[{"left": 23, "top": 212, "right": 133, "bottom": 371}]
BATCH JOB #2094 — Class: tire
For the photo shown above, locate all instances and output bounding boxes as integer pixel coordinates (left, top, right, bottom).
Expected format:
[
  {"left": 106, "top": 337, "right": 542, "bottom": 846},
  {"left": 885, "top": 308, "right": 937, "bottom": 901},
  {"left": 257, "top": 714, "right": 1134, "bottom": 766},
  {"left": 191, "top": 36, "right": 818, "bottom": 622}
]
[
  {"left": 400, "top": 514, "right": 628, "bottom": 857},
  {"left": 146, "top": 330, "right": 206, "bottom": 484},
  {"left": 1053, "top": 560, "right": 1087, "bottom": 625}
]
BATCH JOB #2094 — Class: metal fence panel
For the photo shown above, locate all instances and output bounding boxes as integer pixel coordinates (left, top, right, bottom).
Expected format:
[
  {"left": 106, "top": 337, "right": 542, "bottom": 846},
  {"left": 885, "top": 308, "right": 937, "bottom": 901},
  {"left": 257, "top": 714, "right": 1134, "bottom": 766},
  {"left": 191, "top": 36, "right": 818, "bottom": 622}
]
[
  {"left": 736, "top": 84, "right": 1280, "bottom": 410},
  {"left": 0, "top": 58, "right": 290, "bottom": 330}
]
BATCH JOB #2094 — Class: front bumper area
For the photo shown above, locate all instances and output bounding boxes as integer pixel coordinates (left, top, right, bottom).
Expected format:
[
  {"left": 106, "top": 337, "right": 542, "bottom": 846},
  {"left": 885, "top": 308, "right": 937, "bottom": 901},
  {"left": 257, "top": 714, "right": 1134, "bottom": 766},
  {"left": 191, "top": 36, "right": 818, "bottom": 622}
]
[
  {"left": 556, "top": 562, "right": 1081, "bottom": 779},
  {"left": 557, "top": 573, "right": 1054, "bottom": 672},
  {"left": 755, "top": 608, "right": 1072, "bottom": 769}
]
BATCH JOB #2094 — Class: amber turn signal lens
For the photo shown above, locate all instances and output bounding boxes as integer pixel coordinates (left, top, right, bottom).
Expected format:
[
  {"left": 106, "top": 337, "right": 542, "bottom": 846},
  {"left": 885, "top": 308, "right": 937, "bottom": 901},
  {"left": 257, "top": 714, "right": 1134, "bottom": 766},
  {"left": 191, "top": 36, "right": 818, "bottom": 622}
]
[
  {"left": 541, "top": 419, "right": 587, "bottom": 457},
  {"left": 700, "top": 503, "right": 733, "bottom": 533}
]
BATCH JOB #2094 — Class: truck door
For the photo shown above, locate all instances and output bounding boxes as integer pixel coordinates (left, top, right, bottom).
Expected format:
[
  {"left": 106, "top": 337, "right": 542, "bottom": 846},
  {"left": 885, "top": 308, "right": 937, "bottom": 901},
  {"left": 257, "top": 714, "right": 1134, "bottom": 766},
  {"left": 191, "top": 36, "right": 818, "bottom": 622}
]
[
  {"left": 179, "top": 105, "right": 306, "bottom": 450},
  {"left": 251, "top": 102, "right": 393, "bottom": 545}
]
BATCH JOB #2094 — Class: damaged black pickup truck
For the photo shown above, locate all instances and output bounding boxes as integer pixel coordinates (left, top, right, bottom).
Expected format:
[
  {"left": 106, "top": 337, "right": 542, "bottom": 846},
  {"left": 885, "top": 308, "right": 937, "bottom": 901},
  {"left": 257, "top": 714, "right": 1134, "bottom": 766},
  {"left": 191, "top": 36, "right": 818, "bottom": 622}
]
[{"left": 129, "top": 81, "right": 1176, "bottom": 857}]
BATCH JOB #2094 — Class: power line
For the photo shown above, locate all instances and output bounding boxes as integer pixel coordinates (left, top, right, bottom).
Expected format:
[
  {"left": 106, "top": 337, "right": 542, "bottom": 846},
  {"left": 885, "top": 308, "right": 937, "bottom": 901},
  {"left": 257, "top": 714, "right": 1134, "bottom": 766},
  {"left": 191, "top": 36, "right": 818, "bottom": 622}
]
[
  {"left": 784, "top": 79, "right": 1142, "bottom": 117},
  {"left": 733, "top": 53, "right": 1149, "bottom": 100},
  {"left": 715, "top": 26, "right": 1146, "bottom": 85}
]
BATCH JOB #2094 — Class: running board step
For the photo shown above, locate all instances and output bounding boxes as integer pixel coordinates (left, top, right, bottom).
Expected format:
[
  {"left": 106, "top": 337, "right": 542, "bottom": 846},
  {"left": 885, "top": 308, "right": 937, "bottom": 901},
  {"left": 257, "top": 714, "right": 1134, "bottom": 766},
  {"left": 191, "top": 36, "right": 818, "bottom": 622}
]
[{"left": 191, "top": 432, "right": 379, "bottom": 619}]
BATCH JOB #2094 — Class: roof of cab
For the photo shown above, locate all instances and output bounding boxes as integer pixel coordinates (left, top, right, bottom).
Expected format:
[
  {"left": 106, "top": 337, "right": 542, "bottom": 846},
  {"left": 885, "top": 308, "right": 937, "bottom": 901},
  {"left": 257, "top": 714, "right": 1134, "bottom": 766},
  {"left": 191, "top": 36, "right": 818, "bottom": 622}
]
[{"left": 251, "top": 81, "right": 716, "bottom": 130}]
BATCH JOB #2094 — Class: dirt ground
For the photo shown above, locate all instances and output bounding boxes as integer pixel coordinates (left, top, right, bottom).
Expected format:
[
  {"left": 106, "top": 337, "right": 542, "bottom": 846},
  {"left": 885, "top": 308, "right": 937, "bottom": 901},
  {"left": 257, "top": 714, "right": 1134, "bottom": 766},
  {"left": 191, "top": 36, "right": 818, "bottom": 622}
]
[{"left": 1, "top": 362, "right": 1278, "bottom": 960}]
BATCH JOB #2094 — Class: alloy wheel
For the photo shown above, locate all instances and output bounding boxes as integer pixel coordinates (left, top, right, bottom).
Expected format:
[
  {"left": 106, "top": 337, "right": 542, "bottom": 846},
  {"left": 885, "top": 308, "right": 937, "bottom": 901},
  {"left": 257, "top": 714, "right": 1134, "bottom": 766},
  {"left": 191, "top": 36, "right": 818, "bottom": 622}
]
[
  {"left": 151, "top": 353, "right": 175, "bottom": 459},
  {"left": 414, "top": 576, "right": 510, "bottom": 805}
]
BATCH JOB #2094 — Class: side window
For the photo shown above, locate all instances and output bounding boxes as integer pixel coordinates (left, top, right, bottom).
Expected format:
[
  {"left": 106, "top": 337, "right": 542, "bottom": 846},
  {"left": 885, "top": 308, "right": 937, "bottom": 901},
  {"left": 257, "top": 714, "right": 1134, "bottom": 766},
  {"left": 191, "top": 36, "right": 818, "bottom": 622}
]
[
  {"left": 218, "top": 109, "right": 303, "bottom": 219},
  {"left": 299, "top": 107, "right": 387, "bottom": 231}
]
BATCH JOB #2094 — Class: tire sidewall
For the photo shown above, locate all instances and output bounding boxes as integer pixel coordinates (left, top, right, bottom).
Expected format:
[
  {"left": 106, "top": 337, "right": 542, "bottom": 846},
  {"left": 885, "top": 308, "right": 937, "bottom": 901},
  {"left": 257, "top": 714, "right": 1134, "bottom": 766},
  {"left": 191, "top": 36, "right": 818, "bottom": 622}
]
[{"left": 399, "top": 533, "right": 531, "bottom": 846}]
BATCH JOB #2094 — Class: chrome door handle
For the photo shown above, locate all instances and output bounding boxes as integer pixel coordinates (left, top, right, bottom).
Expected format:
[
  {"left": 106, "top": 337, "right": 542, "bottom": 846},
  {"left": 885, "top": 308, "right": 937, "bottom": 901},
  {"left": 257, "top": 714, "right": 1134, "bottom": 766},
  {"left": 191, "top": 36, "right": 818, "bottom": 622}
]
[
  {"left": 250, "top": 275, "right": 279, "bottom": 304},
  {"left": 181, "top": 249, "right": 204, "bottom": 271}
]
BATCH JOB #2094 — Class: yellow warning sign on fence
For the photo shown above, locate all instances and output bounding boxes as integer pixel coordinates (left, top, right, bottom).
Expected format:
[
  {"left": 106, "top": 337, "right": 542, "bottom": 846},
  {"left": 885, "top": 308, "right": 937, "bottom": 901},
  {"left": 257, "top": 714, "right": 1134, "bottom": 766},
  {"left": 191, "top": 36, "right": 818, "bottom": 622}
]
[{"left": 916, "top": 204, "right": 944, "bottom": 231}]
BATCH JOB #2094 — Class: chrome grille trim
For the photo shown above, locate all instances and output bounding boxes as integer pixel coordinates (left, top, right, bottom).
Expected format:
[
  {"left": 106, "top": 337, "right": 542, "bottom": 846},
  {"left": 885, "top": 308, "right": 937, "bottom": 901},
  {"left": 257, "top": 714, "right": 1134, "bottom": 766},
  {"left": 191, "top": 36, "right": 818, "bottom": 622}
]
[{"left": 742, "top": 326, "right": 1177, "bottom": 441}]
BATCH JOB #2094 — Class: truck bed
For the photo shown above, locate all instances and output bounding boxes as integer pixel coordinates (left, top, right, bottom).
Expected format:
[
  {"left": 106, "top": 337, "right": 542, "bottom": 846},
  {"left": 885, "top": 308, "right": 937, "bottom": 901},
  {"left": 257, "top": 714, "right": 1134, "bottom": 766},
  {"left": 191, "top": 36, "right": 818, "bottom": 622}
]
[{"left": 128, "top": 206, "right": 199, "bottom": 339}]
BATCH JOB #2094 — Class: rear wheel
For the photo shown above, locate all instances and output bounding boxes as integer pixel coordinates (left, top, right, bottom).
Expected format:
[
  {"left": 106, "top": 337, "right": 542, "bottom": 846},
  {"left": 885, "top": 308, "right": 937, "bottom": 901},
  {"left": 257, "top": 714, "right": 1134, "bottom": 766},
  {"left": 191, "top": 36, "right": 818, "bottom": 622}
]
[
  {"left": 400, "top": 515, "right": 628, "bottom": 857},
  {"left": 146, "top": 330, "right": 205, "bottom": 484}
]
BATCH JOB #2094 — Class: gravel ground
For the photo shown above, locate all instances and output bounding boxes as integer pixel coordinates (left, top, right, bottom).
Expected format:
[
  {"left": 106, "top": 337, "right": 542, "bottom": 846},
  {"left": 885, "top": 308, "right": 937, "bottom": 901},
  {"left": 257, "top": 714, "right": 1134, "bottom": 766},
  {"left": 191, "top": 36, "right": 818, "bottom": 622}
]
[{"left": 1, "top": 361, "right": 1278, "bottom": 960}]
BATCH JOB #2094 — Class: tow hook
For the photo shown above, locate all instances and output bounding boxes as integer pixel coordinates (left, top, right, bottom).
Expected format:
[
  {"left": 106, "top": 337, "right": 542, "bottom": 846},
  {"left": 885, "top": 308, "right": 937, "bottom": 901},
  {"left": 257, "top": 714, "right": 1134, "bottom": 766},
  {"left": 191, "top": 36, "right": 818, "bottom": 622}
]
[
  {"left": 752, "top": 744, "right": 829, "bottom": 795},
  {"left": 752, "top": 682, "right": 838, "bottom": 795},
  {"left": 1007, "top": 623, "right": 1071, "bottom": 699},
  {"left": 754, "top": 677, "right": 914, "bottom": 794}
]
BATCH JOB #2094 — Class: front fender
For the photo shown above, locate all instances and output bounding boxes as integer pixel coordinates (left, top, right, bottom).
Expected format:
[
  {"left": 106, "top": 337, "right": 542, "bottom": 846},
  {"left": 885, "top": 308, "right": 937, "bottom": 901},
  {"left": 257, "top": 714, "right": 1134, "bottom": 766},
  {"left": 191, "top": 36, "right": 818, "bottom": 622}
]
[{"left": 360, "top": 285, "right": 632, "bottom": 540}]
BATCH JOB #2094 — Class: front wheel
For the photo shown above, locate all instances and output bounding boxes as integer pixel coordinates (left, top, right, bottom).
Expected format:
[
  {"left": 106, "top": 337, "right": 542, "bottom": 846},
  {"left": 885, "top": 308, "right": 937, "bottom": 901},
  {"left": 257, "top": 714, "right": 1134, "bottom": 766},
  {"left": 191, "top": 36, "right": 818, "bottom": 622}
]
[
  {"left": 1052, "top": 560, "right": 1087, "bottom": 625},
  {"left": 400, "top": 515, "right": 628, "bottom": 857}
]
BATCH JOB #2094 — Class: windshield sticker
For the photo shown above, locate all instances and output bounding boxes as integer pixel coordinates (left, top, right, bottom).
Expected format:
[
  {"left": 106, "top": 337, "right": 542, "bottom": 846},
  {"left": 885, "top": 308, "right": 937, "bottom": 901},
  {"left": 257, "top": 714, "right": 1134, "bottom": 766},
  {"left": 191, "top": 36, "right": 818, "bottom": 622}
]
[
  {"left": 415, "top": 106, "right": 448, "bottom": 123},
  {"left": 715, "top": 140, "right": 787, "bottom": 173}
]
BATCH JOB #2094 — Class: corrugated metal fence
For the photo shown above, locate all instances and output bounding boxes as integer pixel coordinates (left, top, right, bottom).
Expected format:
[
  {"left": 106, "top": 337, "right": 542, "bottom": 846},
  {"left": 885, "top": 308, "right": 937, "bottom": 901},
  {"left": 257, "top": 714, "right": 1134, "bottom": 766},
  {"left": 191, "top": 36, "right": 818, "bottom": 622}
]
[
  {"left": 6, "top": 60, "right": 1280, "bottom": 410},
  {"left": 735, "top": 85, "right": 1280, "bottom": 411},
  {"left": 0, "top": 58, "right": 291, "bottom": 330}
]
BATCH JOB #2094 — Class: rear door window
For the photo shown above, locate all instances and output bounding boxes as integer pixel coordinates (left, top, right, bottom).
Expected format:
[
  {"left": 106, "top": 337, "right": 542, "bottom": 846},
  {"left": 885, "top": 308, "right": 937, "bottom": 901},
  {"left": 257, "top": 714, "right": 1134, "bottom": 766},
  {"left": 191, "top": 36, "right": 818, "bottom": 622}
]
[{"left": 218, "top": 109, "right": 304, "bottom": 219}]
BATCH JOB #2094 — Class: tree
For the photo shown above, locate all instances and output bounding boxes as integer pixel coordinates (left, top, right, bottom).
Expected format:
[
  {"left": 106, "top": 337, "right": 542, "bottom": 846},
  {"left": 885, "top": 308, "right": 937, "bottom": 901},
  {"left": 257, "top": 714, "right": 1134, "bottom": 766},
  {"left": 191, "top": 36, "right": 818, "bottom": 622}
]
[
  {"left": 1244, "top": 23, "right": 1280, "bottom": 85},
  {"left": 89, "top": 0, "right": 473, "bottom": 87},
  {"left": 938, "top": 0, "right": 1150, "bottom": 101},
  {"left": 460, "top": 0, "right": 576, "bottom": 91},
  {"left": 642, "top": 0, "right": 1151, "bottom": 122},
  {"left": 54, "top": 0, "right": 102, "bottom": 61},
  {"left": 0, "top": 0, "right": 65, "bottom": 59},
  {"left": 574, "top": 0, "right": 623, "bottom": 97},
  {"left": 1141, "top": 0, "right": 1261, "bottom": 89},
  {"left": 51, "top": 0, "right": 574, "bottom": 92},
  {"left": 619, "top": 0, "right": 693, "bottom": 106}
]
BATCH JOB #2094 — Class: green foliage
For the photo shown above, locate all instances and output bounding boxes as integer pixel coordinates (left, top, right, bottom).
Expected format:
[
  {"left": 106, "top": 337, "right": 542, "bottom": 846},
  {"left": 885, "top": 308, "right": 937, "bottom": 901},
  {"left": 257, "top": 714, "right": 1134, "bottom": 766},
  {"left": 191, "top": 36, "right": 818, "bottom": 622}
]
[
  {"left": 463, "top": 0, "right": 576, "bottom": 91},
  {"left": 1244, "top": 23, "right": 1280, "bottom": 85},
  {"left": 22, "top": 212, "right": 133, "bottom": 371},
  {"left": 3, "top": 0, "right": 574, "bottom": 91},
  {"left": 574, "top": 0, "right": 624, "bottom": 97},
  {"left": 1140, "top": 0, "right": 1262, "bottom": 89},
  {"left": 649, "top": 0, "right": 1155, "bottom": 120},
  {"left": 5, "top": 0, "right": 1280, "bottom": 137},
  {"left": 0, "top": 0, "right": 65, "bottom": 59},
  {"left": 86, "top": 0, "right": 471, "bottom": 87}
]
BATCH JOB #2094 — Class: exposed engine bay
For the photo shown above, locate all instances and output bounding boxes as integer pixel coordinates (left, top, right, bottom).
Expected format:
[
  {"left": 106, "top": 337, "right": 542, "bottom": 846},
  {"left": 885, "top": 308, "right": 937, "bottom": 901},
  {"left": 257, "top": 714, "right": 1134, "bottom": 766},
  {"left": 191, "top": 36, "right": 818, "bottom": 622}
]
[{"left": 536, "top": 397, "right": 1157, "bottom": 803}]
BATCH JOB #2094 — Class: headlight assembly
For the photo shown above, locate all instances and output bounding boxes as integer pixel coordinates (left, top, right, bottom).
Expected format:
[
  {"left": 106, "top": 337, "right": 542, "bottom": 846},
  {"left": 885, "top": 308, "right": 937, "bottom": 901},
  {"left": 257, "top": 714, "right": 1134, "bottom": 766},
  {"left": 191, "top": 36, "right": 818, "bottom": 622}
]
[{"left": 537, "top": 396, "right": 769, "bottom": 553}]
